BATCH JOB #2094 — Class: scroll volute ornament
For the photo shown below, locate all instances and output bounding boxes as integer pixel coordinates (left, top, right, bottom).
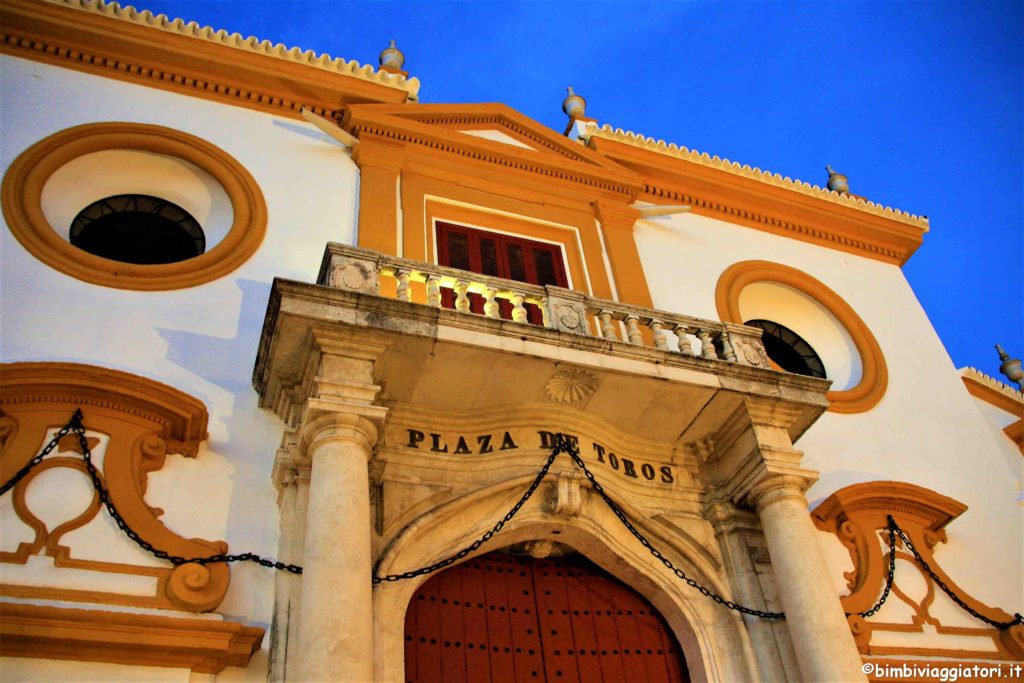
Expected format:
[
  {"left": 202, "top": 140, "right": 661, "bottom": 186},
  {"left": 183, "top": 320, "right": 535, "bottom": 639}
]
[
  {"left": 812, "top": 481, "right": 1023, "bottom": 657},
  {"left": 0, "top": 362, "right": 229, "bottom": 612}
]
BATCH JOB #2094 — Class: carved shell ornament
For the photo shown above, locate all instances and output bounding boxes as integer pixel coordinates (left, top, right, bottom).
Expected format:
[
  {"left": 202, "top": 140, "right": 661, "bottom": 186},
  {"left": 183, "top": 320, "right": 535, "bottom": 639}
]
[{"left": 545, "top": 367, "right": 599, "bottom": 404}]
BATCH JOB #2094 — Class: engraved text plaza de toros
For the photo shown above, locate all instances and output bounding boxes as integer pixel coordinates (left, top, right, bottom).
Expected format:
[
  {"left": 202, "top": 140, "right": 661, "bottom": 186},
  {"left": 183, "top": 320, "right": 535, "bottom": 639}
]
[{"left": 405, "top": 429, "right": 676, "bottom": 485}]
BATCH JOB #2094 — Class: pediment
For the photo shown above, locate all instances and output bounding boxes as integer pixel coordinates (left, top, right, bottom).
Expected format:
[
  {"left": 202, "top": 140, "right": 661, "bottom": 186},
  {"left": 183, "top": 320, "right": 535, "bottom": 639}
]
[{"left": 342, "top": 103, "right": 640, "bottom": 190}]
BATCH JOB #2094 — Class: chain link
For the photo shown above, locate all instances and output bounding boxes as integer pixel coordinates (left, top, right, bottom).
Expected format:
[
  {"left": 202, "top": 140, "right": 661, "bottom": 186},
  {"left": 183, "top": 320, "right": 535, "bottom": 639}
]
[
  {"left": 0, "top": 415, "right": 79, "bottom": 497},
  {"left": 372, "top": 443, "right": 561, "bottom": 584},
  {"left": 557, "top": 436, "right": 787, "bottom": 619},
  {"left": 853, "top": 517, "right": 897, "bottom": 619},
  {"left": 0, "top": 410, "right": 302, "bottom": 574},
  {"left": 889, "top": 515, "right": 1022, "bottom": 630}
]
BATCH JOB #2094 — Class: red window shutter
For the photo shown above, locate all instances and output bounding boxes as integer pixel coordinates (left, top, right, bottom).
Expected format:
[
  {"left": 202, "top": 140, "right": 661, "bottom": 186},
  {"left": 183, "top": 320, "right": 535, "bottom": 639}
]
[
  {"left": 436, "top": 222, "right": 569, "bottom": 325},
  {"left": 437, "top": 222, "right": 568, "bottom": 288}
]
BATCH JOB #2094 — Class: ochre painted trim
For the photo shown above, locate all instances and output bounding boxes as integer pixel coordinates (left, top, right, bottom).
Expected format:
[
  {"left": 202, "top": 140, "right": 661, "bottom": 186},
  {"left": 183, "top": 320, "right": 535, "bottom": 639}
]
[
  {"left": 0, "top": 0, "right": 411, "bottom": 121},
  {"left": 590, "top": 135, "right": 926, "bottom": 265},
  {"left": 0, "top": 362, "right": 231, "bottom": 612},
  {"left": 343, "top": 104, "right": 643, "bottom": 197},
  {"left": 716, "top": 260, "right": 888, "bottom": 413},
  {"left": 585, "top": 125, "right": 927, "bottom": 228},
  {"left": 0, "top": 602, "right": 264, "bottom": 673},
  {"left": 2, "top": 122, "right": 266, "bottom": 291},
  {"left": 813, "top": 481, "right": 1024, "bottom": 661},
  {"left": 961, "top": 373, "right": 1024, "bottom": 417}
]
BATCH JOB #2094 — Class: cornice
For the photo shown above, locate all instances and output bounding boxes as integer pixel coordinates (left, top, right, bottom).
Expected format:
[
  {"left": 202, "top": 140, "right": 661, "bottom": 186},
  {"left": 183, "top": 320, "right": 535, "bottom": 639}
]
[
  {"left": 960, "top": 367, "right": 1024, "bottom": 415},
  {"left": 585, "top": 123, "right": 927, "bottom": 227},
  {"left": 342, "top": 104, "right": 643, "bottom": 198},
  {"left": 1, "top": 0, "right": 414, "bottom": 122},
  {"left": 585, "top": 127, "right": 928, "bottom": 265},
  {"left": 0, "top": 602, "right": 264, "bottom": 673}
]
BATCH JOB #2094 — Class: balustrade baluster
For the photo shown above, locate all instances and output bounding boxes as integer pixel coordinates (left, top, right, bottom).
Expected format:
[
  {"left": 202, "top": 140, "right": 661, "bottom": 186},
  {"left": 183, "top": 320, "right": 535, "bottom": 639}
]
[
  {"left": 510, "top": 292, "right": 528, "bottom": 323},
  {"left": 720, "top": 330, "right": 737, "bottom": 362},
  {"left": 599, "top": 310, "right": 618, "bottom": 341},
  {"left": 625, "top": 314, "right": 643, "bottom": 346},
  {"left": 454, "top": 281, "right": 470, "bottom": 313},
  {"left": 698, "top": 329, "right": 719, "bottom": 359},
  {"left": 395, "top": 269, "right": 412, "bottom": 302},
  {"left": 426, "top": 275, "right": 442, "bottom": 308},
  {"left": 483, "top": 287, "right": 499, "bottom": 318},
  {"left": 674, "top": 324, "right": 693, "bottom": 355},
  {"left": 649, "top": 320, "right": 669, "bottom": 351}
]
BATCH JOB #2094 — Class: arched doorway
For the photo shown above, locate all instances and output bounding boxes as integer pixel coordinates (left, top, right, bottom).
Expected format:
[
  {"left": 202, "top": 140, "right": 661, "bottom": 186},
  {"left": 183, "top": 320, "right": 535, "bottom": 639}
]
[{"left": 404, "top": 550, "right": 690, "bottom": 682}]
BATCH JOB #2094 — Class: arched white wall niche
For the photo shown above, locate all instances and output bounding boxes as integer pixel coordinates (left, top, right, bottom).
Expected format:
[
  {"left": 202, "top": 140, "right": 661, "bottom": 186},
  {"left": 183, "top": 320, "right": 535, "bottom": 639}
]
[
  {"left": 716, "top": 260, "right": 888, "bottom": 413},
  {"left": 739, "top": 282, "right": 862, "bottom": 390},
  {"left": 42, "top": 150, "right": 234, "bottom": 250},
  {"left": 2, "top": 122, "right": 266, "bottom": 291}
]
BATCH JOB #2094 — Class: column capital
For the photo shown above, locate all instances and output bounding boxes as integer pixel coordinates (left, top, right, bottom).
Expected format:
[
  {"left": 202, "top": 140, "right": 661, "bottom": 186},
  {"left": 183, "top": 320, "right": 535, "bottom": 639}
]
[
  {"left": 300, "top": 411, "right": 382, "bottom": 461},
  {"left": 746, "top": 474, "right": 814, "bottom": 512},
  {"left": 350, "top": 136, "right": 407, "bottom": 173},
  {"left": 592, "top": 200, "right": 640, "bottom": 232},
  {"left": 697, "top": 399, "right": 819, "bottom": 510}
]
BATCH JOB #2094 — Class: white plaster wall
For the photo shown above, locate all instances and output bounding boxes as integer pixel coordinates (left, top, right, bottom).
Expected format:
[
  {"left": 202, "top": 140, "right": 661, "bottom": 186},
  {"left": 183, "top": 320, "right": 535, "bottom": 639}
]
[
  {"left": 0, "top": 656, "right": 191, "bottom": 682},
  {"left": 635, "top": 212, "right": 1024, "bottom": 618},
  {"left": 1, "top": 55, "right": 361, "bottom": 680}
]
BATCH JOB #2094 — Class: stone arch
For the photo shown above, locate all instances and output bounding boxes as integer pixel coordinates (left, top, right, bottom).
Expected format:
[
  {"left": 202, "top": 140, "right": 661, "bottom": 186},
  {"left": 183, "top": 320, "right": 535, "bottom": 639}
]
[{"left": 373, "top": 467, "right": 759, "bottom": 683}]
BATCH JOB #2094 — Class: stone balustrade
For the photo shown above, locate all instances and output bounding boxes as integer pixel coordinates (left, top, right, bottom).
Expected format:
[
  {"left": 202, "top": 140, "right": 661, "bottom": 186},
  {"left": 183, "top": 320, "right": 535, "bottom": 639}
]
[{"left": 317, "top": 243, "right": 772, "bottom": 370}]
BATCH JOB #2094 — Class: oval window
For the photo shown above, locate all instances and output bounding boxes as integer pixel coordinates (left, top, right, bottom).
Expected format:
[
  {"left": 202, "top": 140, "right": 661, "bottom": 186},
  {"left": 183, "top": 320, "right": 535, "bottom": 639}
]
[
  {"left": 70, "top": 194, "right": 205, "bottom": 265},
  {"left": 744, "top": 319, "right": 826, "bottom": 379}
]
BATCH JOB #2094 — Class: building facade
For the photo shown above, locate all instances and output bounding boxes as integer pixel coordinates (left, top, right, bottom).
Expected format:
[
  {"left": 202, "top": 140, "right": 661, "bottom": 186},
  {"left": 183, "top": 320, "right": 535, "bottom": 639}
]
[{"left": 1, "top": 1, "right": 1021, "bottom": 681}]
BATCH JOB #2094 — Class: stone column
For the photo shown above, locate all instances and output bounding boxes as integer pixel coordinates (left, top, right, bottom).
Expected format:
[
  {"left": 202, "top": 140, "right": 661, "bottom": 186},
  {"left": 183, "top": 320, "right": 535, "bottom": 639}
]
[
  {"left": 296, "top": 411, "right": 381, "bottom": 683},
  {"left": 269, "top": 467, "right": 298, "bottom": 683},
  {"left": 699, "top": 398, "right": 865, "bottom": 682},
  {"left": 748, "top": 474, "right": 866, "bottom": 682},
  {"left": 286, "top": 465, "right": 309, "bottom": 678}
]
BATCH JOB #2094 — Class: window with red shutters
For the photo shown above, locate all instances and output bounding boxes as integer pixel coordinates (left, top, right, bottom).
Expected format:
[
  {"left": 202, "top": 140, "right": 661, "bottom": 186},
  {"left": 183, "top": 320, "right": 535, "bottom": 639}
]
[{"left": 436, "top": 222, "right": 568, "bottom": 324}]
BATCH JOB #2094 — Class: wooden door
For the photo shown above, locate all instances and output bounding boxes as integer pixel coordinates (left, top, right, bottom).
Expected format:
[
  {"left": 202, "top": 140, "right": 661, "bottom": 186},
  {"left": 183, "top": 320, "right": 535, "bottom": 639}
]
[{"left": 404, "top": 551, "right": 690, "bottom": 683}]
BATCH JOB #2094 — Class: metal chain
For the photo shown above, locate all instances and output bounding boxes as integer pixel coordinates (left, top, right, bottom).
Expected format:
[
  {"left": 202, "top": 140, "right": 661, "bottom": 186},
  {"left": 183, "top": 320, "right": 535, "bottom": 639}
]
[
  {"left": 373, "top": 444, "right": 561, "bottom": 584},
  {"left": 890, "top": 515, "right": 1023, "bottom": 630},
  {"left": 0, "top": 414, "right": 79, "bottom": 496},
  {"left": 0, "top": 410, "right": 302, "bottom": 574},
  {"left": 852, "top": 517, "right": 897, "bottom": 619},
  {"left": 11, "top": 413, "right": 1022, "bottom": 628},
  {"left": 558, "top": 437, "right": 787, "bottom": 619}
]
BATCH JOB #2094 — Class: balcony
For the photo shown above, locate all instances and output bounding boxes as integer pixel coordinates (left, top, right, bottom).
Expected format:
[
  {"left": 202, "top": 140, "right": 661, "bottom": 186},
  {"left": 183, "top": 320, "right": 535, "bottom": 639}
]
[{"left": 254, "top": 243, "right": 830, "bottom": 447}]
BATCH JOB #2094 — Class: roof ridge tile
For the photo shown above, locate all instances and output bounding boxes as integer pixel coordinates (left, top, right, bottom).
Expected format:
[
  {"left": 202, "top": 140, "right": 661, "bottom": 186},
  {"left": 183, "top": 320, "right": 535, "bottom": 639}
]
[
  {"left": 586, "top": 123, "right": 929, "bottom": 229},
  {"left": 44, "top": 0, "right": 420, "bottom": 99}
]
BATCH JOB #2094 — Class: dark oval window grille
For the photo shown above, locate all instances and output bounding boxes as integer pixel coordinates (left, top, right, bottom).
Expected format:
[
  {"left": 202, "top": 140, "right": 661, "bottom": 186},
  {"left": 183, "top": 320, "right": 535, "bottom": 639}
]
[
  {"left": 69, "top": 194, "right": 205, "bottom": 265},
  {"left": 744, "top": 319, "right": 827, "bottom": 379}
]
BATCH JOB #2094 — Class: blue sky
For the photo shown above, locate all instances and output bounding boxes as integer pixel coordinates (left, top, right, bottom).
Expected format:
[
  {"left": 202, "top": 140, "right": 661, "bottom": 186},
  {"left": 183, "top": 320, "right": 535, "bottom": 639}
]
[{"left": 137, "top": 0, "right": 1022, "bottom": 382}]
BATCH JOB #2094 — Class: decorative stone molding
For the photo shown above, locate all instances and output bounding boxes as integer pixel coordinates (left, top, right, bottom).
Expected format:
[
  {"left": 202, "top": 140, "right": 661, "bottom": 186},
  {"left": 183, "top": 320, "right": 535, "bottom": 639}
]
[
  {"left": 0, "top": 602, "right": 264, "bottom": 673},
  {"left": 1, "top": 0, "right": 416, "bottom": 124},
  {"left": 583, "top": 123, "right": 928, "bottom": 227},
  {"left": 545, "top": 367, "right": 600, "bottom": 404},
  {"left": 716, "top": 260, "right": 889, "bottom": 413},
  {"left": 0, "top": 362, "right": 233, "bottom": 613},
  {"left": 812, "top": 481, "right": 1024, "bottom": 660},
  {"left": 2, "top": 122, "right": 267, "bottom": 291},
  {"left": 545, "top": 286, "right": 590, "bottom": 334},
  {"left": 551, "top": 469, "right": 583, "bottom": 516}
]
